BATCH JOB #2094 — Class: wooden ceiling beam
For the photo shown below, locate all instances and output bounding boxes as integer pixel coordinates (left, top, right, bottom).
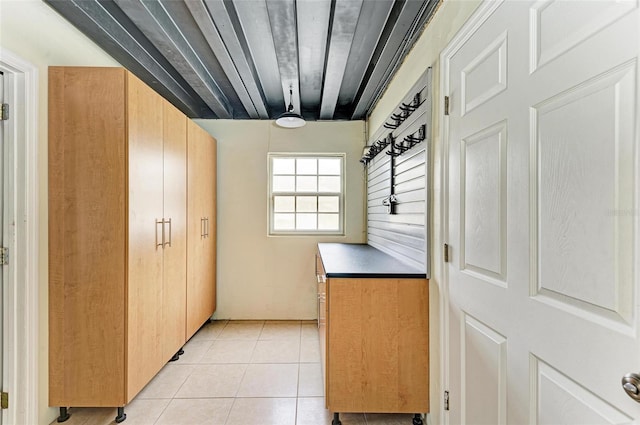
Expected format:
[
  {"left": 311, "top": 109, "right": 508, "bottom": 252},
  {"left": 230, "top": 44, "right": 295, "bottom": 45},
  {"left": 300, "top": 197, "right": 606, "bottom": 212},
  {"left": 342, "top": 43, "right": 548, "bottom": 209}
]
[
  {"left": 351, "top": 0, "right": 433, "bottom": 119},
  {"left": 265, "top": 0, "right": 301, "bottom": 116},
  {"left": 43, "top": 0, "right": 214, "bottom": 118},
  {"left": 319, "top": 0, "right": 364, "bottom": 120},
  {"left": 297, "top": 0, "right": 331, "bottom": 116},
  {"left": 194, "top": 0, "right": 270, "bottom": 119},
  {"left": 337, "top": 0, "right": 395, "bottom": 109},
  {"left": 114, "top": 0, "right": 234, "bottom": 118},
  {"left": 233, "top": 0, "right": 286, "bottom": 116}
]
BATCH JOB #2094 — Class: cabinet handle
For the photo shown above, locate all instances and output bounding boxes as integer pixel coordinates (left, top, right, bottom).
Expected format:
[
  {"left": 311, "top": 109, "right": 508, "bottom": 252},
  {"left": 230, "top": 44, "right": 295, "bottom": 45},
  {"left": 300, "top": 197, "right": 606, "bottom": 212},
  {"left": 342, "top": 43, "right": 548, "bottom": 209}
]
[
  {"left": 164, "top": 218, "right": 172, "bottom": 247},
  {"left": 156, "top": 219, "right": 164, "bottom": 248},
  {"left": 201, "top": 217, "right": 205, "bottom": 238}
]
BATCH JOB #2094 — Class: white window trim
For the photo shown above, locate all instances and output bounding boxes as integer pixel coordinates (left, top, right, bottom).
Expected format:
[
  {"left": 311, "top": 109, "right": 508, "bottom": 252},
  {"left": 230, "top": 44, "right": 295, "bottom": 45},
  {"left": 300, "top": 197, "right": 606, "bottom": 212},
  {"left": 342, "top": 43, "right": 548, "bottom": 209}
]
[{"left": 267, "top": 153, "right": 346, "bottom": 236}]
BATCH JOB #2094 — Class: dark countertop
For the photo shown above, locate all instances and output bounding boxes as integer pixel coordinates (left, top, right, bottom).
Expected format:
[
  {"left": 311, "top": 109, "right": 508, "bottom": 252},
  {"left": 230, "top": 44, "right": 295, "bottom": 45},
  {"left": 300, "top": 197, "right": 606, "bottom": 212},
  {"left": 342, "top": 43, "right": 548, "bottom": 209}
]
[{"left": 317, "top": 243, "right": 427, "bottom": 278}]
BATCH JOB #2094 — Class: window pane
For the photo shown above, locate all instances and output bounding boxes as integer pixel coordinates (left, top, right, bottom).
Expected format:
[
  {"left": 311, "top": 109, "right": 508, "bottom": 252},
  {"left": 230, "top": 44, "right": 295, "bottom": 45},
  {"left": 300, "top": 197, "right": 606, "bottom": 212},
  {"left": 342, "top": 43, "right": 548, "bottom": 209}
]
[
  {"left": 318, "top": 196, "right": 339, "bottom": 212},
  {"left": 318, "top": 214, "right": 339, "bottom": 230},
  {"left": 296, "top": 213, "right": 317, "bottom": 230},
  {"left": 319, "top": 158, "right": 341, "bottom": 175},
  {"left": 269, "top": 154, "right": 344, "bottom": 235},
  {"left": 273, "top": 176, "right": 295, "bottom": 192},
  {"left": 274, "top": 196, "right": 295, "bottom": 212},
  {"left": 274, "top": 213, "right": 295, "bottom": 230},
  {"left": 296, "top": 196, "right": 317, "bottom": 212},
  {"left": 296, "top": 158, "right": 317, "bottom": 175},
  {"left": 296, "top": 176, "right": 317, "bottom": 192},
  {"left": 318, "top": 176, "right": 340, "bottom": 192},
  {"left": 273, "top": 158, "right": 295, "bottom": 174}
]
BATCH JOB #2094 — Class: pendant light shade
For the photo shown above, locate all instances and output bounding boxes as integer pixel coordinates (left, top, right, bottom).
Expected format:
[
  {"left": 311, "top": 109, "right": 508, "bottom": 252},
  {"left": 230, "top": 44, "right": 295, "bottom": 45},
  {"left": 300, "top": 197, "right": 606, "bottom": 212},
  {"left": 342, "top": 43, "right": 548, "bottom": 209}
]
[{"left": 275, "top": 87, "right": 306, "bottom": 128}]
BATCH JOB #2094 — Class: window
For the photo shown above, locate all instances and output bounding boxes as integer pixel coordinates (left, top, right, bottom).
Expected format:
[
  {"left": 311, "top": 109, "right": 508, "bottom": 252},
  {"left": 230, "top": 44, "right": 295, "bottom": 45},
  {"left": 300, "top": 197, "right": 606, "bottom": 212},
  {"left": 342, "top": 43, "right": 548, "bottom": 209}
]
[{"left": 268, "top": 153, "right": 345, "bottom": 235}]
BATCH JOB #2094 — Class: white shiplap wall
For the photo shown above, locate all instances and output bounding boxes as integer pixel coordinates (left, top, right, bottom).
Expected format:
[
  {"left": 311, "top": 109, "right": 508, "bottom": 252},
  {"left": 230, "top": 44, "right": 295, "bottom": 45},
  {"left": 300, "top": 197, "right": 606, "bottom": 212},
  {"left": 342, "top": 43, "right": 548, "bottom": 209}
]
[{"left": 366, "top": 68, "right": 431, "bottom": 275}]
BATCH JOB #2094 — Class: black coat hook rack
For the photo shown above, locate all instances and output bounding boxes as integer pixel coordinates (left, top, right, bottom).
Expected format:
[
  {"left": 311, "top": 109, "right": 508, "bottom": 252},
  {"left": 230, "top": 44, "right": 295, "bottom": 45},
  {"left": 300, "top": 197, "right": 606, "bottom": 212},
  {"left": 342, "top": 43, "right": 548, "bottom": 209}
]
[{"left": 360, "top": 76, "right": 429, "bottom": 166}]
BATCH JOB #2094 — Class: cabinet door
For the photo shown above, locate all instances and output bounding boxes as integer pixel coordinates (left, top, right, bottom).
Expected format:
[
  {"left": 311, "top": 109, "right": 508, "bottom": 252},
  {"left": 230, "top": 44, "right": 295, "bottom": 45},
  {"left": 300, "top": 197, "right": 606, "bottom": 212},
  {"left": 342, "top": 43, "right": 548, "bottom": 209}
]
[
  {"left": 186, "top": 121, "right": 217, "bottom": 338},
  {"left": 162, "top": 101, "right": 187, "bottom": 360},
  {"left": 126, "top": 72, "right": 165, "bottom": 400}
]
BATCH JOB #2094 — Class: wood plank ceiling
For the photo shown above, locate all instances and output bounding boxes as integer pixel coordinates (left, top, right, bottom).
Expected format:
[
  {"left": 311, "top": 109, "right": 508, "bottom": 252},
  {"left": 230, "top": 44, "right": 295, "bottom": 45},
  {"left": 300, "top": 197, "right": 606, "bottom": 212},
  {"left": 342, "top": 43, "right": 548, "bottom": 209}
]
[{"left": 45, "top": 0, "right": 440, "bottom": 120}]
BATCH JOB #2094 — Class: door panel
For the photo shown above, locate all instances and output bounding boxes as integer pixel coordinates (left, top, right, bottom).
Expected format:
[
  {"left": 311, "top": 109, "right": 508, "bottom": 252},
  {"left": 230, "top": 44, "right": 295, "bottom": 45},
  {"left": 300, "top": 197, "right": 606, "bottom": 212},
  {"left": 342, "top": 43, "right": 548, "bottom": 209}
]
[
  {"left": 461, "top": 120, "right": 507, "bottom": 284},
  {"left": 462, "top": 315, "right": 506, "bottom": 425},
  {"left": 444, "top": 1, "right": 640, "bottom": 423},
  {"left": 162, "top": 101, "right": 187, "bottom": 360},
  {"left": 533, "top": 357, "right": 632, "bottom": 425},
  {"left": 532, "top": 61, "right": 636, "bottom": 323},
  {"left": 126, "top": 72, "right": 164, "bottom": 400}
]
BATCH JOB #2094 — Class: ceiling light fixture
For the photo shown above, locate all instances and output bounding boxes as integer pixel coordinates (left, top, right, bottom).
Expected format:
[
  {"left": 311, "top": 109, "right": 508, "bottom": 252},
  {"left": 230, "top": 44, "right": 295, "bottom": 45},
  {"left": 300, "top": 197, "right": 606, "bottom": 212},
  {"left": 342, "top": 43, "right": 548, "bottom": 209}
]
[{"left": 275, "top": 86, "right": 306, "bottom": 128}]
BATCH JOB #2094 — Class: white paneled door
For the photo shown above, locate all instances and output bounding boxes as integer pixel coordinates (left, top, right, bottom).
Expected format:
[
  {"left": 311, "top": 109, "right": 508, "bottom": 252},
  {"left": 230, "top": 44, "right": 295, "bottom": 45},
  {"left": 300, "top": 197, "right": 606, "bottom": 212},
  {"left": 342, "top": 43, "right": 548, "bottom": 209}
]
[{"left": 443, "top": 0, "right": 640, "bottom": 423}]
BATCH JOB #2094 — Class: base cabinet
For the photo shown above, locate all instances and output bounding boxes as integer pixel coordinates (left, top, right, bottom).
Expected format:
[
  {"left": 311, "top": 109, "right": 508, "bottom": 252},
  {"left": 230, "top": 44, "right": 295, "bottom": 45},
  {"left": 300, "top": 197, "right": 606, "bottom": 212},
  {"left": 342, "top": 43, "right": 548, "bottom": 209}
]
[
  {"left": 316, "top": 248, "right": 429, "bottom": 415},
  {"left": 48, "top": 67, "right": 216, "bottom": 415}
]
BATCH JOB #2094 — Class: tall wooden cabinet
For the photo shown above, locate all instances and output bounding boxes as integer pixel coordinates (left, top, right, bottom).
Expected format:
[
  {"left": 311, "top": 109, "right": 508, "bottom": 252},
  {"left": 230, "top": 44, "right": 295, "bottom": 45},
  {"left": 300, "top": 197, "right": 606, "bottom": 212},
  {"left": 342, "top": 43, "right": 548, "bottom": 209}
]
[
  {"left": 49, "top": 67, "right": 215, "bottom": 420},
  {"left": 186, "top": 120, "right": 217, "bottom": 339}
]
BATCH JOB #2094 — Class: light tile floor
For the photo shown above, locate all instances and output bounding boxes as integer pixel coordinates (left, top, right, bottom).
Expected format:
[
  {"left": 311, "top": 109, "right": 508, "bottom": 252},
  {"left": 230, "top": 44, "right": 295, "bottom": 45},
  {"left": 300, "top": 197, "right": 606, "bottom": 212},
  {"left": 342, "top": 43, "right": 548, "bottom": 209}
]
[{"left": 51, "top": 320, "right": 418, "bottom": 425}]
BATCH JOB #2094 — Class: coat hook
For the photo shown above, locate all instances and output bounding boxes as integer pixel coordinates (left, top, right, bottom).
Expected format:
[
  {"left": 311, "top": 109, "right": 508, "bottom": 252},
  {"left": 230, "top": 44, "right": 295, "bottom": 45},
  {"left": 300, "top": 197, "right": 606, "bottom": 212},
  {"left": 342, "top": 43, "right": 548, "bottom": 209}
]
[{"left": 385, "top": 149, "right": 401, "bottom": 157}]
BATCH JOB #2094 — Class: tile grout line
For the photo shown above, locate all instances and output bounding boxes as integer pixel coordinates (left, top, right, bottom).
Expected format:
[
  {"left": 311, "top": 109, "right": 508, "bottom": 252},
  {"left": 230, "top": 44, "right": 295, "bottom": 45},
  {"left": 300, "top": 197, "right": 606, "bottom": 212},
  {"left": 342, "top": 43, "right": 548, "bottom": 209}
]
[
  {"left": 151, "top": 397, "right": 173, "bottom": 425},
  {"left": 223, "top": 396, "right": 237, "bottom": 425},
  {"left": 225, "top": 320, "right": 261, "bottom": 424},
  {"left": 155, "top": 319, "right": 231, "bottom": 423},
  {"left": 296, "top": 358, "right": 301, "bottom": 425}
]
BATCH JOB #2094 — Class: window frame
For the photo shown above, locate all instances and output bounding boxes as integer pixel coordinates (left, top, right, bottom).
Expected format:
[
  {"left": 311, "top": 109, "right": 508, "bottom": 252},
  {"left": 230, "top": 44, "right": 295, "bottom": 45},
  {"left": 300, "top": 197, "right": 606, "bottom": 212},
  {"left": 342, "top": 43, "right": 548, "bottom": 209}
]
[{"left": 268, "top": 152, "right": 346, "bottom": 236}]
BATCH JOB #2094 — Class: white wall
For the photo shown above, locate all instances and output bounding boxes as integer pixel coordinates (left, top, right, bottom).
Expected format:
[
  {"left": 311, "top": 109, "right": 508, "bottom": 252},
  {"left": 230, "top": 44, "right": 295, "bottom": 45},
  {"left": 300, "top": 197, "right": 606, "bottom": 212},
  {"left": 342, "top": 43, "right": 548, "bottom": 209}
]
[
  {"left": 194, "top": 120, "right": 366, "bottom": 319},
  {"left": 0, "top": 1, "right": 120, "bottom": 424},
  {"left": 367, "top": 1, "right": 481, "bottom": 423}
]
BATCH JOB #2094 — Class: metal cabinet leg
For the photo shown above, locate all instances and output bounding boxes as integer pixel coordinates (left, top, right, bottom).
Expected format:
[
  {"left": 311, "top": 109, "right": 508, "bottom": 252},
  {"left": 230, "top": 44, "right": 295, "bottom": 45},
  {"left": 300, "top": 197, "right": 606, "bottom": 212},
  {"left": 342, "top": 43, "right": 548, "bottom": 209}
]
[
  {"left": 115, "top": 406, "right": 127, "bottom": 423},
  {"left": 412, "top": 413, "right": 424, "bottom": 425},
  {"left": 56, "top": 407, "right": 71, "bottom": 422},
  {"left": 332, "top": 412, "right": 341, "bottom": 425},
  {"left": 169, "top": 346, "right": 185, "bottom": 362}
]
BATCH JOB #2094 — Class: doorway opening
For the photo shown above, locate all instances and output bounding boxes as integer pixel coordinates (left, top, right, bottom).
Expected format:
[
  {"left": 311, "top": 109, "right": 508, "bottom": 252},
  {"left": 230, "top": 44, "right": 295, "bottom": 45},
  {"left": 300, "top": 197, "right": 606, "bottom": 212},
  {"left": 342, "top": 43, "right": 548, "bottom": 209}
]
[{"left": 0, "top": 48, "right": 39, "bottom": 425}]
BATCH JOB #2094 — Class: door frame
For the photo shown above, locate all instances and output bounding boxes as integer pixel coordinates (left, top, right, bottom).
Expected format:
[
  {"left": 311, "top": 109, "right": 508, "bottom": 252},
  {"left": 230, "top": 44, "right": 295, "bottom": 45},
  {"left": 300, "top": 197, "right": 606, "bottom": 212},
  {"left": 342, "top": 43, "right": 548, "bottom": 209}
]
[
  {"left": 438, "top": 1, "right": 504, "bottom": 422},
  {"left": 0, "top": 47, "right": 39, "bottom": 425}
]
